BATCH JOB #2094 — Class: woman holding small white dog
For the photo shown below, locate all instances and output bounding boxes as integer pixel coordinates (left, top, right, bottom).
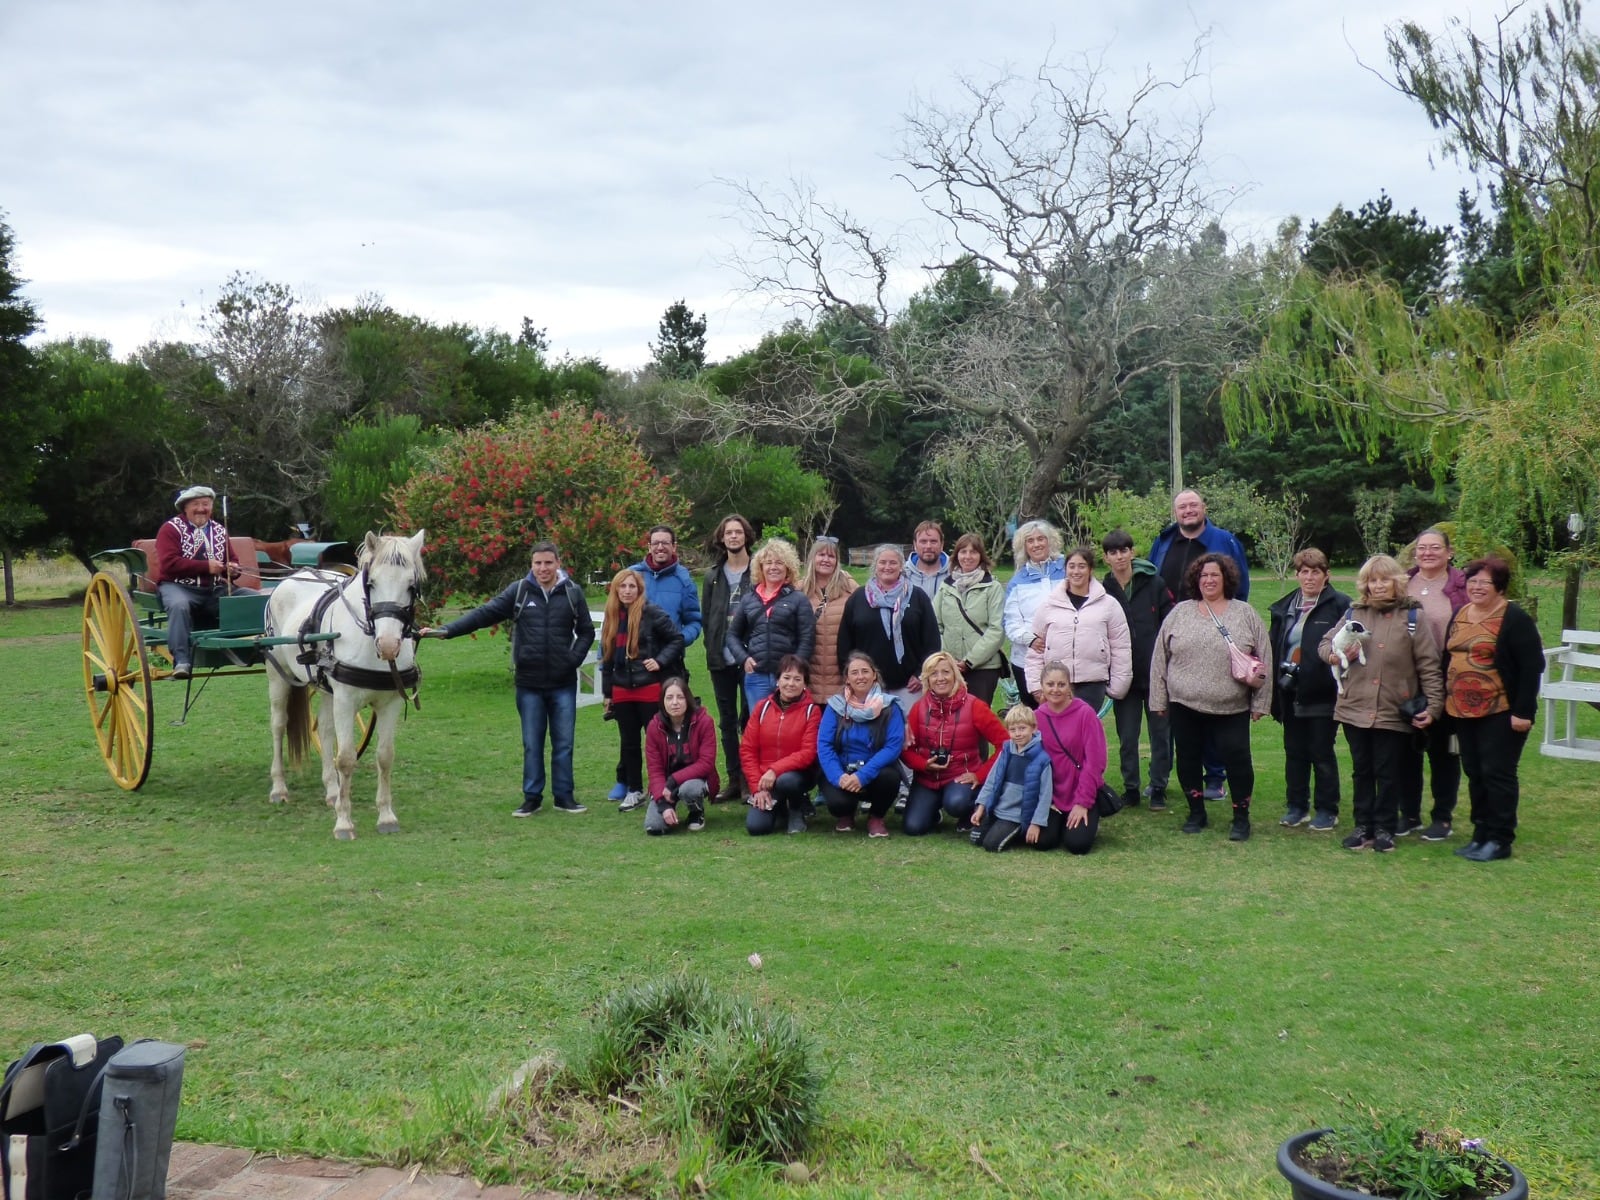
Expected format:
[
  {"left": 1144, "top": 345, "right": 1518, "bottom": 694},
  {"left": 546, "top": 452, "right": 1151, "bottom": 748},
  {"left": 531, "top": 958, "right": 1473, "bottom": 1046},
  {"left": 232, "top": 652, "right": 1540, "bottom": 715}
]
[{"left": 1319, "top": 555, "right": 1444, "bottom": 853}]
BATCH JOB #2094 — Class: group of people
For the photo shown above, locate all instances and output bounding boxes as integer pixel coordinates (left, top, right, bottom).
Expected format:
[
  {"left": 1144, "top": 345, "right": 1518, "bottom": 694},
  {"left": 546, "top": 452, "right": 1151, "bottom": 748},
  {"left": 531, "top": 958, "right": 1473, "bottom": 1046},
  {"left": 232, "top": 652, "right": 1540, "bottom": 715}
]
[{"left": 235, "top": 483, "right": 1534, "bottom": 862}]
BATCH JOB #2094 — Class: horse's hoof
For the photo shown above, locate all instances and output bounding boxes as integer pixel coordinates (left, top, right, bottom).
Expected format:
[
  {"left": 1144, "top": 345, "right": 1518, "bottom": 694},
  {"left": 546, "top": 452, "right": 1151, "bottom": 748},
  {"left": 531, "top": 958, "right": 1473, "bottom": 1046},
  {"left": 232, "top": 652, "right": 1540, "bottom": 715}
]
[
  {"left": 335, "top": 828, "right": 356, "bottom": 841},
  {"left": 377, "top": 821, "right": 399, "bottom": 834},
  {"left": 269, "top": 794, "right": 287, "bottom": 806}
]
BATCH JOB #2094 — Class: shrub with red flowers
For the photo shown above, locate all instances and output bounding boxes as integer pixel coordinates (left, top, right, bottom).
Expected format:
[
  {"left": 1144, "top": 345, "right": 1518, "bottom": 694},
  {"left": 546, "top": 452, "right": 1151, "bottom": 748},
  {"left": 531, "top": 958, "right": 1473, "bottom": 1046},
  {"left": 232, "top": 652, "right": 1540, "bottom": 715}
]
[{"left": 389, "top": 404, "right": 685, "bottom": 603}]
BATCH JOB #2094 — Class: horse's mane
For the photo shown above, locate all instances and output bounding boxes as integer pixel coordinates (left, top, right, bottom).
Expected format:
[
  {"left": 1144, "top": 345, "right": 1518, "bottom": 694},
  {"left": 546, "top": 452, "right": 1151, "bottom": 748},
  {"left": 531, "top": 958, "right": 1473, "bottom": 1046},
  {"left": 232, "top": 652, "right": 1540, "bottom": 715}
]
[{"left": 360, "top": 533, "right": 426, "bottom": 586}]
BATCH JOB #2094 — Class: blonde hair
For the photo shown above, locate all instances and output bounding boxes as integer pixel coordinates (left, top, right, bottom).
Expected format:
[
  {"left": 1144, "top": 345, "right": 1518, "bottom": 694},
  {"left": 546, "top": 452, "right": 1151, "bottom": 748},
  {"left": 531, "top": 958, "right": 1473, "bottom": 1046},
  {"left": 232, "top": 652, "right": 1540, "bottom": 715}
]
[
  {"left": 1011, "top": 520, "right": 1063, "bottom": 567},
  {"left": 1356, "top": 554, "right": 1409, "bottom": 606},
  {"left": 1040, "top": 660, "right": 1075, "bottom": 694},
  {"left": 1003, "top": 704, "right": 1037, "bottom": 731},
  {"left": 751, "top": 537, "right": 802, "bottom": 587},
  {"left": 601, "top": 568, "right": 646, "bottom": 658},
  {"left": 918, "top": 650, "right": 967, "bottom": 693},
  {"left": 802, "top": 538, "right": 857, "bottom": 603}
]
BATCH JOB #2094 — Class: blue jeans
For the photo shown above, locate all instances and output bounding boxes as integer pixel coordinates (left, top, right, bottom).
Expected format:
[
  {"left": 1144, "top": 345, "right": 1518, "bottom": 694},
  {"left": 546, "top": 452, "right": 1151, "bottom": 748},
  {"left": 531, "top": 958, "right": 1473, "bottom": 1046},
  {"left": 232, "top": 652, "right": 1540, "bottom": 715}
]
[
  {"left": 515, "top": 685, "right": 577, "bottom": 803},
  {"left": 903, "top": 780, "right": 978, "bottom": 836},
  {"left": 742, "top": 671, "right": 777, "bottom": 711}
]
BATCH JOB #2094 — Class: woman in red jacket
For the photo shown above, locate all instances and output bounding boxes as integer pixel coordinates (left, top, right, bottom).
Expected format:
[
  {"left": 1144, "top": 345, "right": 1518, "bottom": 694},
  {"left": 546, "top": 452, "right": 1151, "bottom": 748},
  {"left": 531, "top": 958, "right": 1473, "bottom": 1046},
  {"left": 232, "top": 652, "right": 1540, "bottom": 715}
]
[
  {"left": 742, "top": 656, "right": 823, "bottom": 836},
  {"left": 643, "top": 677, "right": 720, "bottom": 835},
  {"left": 901, "top": 651, "right": 1009, "bottom": 836}
]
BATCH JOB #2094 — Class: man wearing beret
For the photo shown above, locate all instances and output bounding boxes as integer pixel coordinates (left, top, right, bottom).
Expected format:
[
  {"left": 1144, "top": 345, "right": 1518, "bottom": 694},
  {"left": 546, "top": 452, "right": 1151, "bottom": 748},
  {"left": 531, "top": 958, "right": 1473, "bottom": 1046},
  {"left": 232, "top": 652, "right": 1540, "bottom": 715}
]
[{"left": 152, "top": 485, "right": 256, "bottom": 679}]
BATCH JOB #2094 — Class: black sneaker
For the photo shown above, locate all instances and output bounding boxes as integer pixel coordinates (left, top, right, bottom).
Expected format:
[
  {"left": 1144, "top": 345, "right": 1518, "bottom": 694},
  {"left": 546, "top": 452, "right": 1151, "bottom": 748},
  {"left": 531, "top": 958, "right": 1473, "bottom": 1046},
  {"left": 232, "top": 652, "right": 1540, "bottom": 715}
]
[
  {"left": 1373, "top": 832, "right": 1397, "bottom": 853},
  {"left": 1419, "top": 821, "right": 1452, "bottom": 842},
  {"left": 1279, "top": 808, "right": 1310, "bottom": 827},
  {"left": 1147, "top": 789, "right": 1169, "bottom": 812},
  {"left": 687, "top": 807, "right": 706, "bottom": 832},
  {"left": 1396, "top": 816, "right": 1424, "bottom": 837},
  {"left": 513, "top": 798, "right": 541, "bottom": 817},
  {"left": 786, "top": 810, "right": 808, "bottom": 835},
  {"left": 552, "top": 797, "right": 587, "bottom": 814},
  {"left": 1342, "top": 830, "right": 1375, "bottom": 851},
  {"left": 1122, "top": 788, "right": 1141, "bottom": 809}
]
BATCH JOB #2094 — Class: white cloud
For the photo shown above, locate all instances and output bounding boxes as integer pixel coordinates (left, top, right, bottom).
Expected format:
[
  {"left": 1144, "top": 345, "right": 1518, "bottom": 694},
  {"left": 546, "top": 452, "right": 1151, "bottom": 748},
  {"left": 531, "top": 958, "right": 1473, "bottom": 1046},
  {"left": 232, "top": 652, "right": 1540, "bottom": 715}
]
[{"left": 0, "top": 0, "right": 1519, "bottom": 369}]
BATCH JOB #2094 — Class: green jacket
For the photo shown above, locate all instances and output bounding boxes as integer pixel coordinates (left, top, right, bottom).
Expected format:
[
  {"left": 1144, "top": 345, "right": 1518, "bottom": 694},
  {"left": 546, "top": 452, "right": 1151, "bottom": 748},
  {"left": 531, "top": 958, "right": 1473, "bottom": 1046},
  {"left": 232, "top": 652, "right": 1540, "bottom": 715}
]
[{"left": 933, "top": 574, "right": 1006, "bottom": 671}]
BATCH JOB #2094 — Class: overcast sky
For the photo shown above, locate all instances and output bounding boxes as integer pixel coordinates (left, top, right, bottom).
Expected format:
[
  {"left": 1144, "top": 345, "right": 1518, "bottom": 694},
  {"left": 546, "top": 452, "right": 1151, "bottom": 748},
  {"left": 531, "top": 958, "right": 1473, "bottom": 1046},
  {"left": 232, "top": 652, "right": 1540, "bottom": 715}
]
[{"left": 1, "top": 0, "right": 1525, "bottom": 370}]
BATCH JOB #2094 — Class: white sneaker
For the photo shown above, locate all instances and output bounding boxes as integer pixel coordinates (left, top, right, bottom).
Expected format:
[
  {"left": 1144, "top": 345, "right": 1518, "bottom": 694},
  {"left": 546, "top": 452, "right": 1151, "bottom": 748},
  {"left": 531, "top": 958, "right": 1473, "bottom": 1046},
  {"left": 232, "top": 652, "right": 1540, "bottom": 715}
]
[{"left": 618, "top": 790, "right": 645, "bottom": 812}]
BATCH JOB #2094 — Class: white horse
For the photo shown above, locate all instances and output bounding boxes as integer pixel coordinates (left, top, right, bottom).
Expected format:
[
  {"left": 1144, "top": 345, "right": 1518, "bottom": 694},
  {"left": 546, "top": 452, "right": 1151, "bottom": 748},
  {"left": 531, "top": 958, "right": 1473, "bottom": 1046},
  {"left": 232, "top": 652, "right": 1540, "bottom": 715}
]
[{"left": 265, "top": 531, "right": 426, "bottom": 839}]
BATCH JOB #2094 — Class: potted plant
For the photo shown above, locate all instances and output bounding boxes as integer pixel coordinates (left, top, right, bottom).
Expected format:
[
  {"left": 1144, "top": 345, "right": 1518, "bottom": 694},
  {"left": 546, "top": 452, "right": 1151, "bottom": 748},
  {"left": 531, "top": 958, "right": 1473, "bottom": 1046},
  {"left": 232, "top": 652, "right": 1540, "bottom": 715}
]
[{"left": 1277, "top": 1123, "right": 1527, "bottom": 1200}]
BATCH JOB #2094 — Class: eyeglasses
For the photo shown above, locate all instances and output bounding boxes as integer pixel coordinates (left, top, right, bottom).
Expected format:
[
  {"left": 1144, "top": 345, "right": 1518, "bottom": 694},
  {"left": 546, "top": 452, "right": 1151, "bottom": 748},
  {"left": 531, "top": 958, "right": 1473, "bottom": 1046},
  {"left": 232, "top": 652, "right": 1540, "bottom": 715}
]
[
  {"left": 814, "top": 536, "right": 839, "bottom": 546},
  {"left": 648, "top": 540, "right": 674, "bottom": 549}
]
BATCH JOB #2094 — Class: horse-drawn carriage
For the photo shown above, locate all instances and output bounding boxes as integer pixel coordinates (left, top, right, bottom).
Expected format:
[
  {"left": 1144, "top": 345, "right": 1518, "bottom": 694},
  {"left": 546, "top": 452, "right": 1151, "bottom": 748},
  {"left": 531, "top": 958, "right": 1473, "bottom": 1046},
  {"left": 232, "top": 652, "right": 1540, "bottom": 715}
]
[{"left": 83, "top": 532, "right": 427, "bottom": 838}]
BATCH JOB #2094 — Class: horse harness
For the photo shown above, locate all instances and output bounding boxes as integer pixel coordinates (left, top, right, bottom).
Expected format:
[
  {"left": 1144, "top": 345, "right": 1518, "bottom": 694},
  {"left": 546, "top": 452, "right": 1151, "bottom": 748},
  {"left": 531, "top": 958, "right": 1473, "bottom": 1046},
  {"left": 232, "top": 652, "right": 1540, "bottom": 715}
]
[{"left": 268, "top": 568, "right": 423, "bottom": 709}]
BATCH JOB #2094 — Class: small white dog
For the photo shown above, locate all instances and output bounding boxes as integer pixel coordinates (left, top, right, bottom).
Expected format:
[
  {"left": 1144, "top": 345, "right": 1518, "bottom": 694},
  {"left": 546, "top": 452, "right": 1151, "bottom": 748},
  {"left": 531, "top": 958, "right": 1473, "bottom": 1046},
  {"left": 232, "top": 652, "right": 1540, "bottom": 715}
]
[{"left": 1329, "top": 620, "right": 1369, "bottom": 694}]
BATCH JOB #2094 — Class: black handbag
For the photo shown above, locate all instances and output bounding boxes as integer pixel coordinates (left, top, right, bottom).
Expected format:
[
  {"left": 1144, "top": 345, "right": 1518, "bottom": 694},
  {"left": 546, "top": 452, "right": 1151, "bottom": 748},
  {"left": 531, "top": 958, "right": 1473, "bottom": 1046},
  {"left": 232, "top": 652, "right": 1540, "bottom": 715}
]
[
  {"left": 1039, "top": 715, "right": 1124, "bottom": 818},
  {"left": 1, "top": 1034, "right": 124, "bottom": 1200}
]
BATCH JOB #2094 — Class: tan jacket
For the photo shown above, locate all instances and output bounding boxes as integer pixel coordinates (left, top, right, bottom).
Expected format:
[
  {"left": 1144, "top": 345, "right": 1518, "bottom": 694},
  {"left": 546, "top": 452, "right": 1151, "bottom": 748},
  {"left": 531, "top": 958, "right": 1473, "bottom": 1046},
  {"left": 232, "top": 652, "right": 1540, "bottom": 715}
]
[
  {"left": 1320, "top": 602, "right": 1444, "bottom": 731},
  {"left": 805, "top": 575, "right": 858, "bottom": 701}
]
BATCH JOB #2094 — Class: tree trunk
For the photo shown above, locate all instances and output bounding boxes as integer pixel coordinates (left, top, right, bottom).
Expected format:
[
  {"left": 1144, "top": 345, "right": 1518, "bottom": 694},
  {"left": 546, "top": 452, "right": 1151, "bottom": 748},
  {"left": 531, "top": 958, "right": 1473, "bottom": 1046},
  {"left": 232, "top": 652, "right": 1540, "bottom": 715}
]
[
  {"left": 2, "top": 542, "right": 14, "bottom": 606},
  {"left": 1019, "top": 437, "right": 1075, "bottom": 523},
  {"left": 1562, "top": 564, "right": 1582, "bottom": 631}
]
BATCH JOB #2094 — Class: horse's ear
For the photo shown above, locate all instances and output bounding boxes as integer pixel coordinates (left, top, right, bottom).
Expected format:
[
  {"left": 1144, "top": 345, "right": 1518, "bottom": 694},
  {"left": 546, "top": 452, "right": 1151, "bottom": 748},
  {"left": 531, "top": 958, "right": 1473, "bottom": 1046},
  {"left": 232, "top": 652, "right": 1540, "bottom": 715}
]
[
  {"left": 364, "top": 531, "right": 381, "bottom": 558},
  {"left": 409, "top": 529, "right": 426, "bottom": 554}
]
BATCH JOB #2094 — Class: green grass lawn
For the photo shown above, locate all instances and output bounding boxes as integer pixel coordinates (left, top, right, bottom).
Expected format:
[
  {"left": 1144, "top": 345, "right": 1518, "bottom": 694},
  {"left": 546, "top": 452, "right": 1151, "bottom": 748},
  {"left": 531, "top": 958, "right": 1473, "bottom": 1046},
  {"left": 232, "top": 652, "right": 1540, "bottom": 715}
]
[{"left": 3, "top": 568, "right": 1599, "bottom": 1198}]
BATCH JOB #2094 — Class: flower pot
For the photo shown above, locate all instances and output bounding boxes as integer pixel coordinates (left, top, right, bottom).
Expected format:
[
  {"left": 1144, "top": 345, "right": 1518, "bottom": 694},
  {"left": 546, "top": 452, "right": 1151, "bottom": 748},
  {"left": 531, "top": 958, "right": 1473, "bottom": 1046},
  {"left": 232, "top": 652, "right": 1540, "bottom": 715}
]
[{"left": 1277, "top": 1129, "right": 1528, "bottom": 1200}]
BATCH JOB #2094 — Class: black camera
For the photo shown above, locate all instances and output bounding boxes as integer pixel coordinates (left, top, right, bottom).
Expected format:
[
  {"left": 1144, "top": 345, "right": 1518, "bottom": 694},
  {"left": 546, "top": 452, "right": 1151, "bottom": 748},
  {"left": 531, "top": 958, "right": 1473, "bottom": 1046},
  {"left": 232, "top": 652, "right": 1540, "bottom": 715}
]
[
  {"left": 1277, "top": 661, "right": 1300, "bottom": 692},
  {"left": 929, "top": 747, "right": 952, "bottom": 768}
]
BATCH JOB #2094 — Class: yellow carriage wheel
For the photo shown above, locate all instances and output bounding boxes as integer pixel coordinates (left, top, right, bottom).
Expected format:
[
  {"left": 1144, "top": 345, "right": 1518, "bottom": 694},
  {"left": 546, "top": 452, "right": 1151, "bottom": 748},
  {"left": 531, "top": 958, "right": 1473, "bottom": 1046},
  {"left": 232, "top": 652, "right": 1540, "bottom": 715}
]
[{"left": 82, "top": 571, "right": 155, "bottom": 790}]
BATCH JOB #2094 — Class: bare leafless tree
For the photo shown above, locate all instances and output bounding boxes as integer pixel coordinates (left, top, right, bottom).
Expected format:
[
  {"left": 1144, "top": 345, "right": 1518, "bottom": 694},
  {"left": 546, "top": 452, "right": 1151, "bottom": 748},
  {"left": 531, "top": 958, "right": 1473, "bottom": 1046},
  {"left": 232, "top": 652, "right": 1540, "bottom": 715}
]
[
  {"left": 145, "top": 273, "right": 351, "bottom": 530},
  {"left": 723, "top": 44, "right": 1246, "bottom": 519}
]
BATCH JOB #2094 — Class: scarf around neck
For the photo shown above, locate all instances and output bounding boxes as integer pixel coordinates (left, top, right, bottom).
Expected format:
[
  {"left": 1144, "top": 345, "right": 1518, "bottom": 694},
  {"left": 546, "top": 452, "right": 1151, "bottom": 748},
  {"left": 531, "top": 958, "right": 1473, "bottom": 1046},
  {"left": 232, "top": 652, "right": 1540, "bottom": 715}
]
[
  {"left": 947, "top": 566, "right": 985, "bottom": 595},
  {"left": 865, "top": 577, "right": 911, "bottom": 662},
  {"left": 827, "top": 685, "right": 887, "bottom": 722}
]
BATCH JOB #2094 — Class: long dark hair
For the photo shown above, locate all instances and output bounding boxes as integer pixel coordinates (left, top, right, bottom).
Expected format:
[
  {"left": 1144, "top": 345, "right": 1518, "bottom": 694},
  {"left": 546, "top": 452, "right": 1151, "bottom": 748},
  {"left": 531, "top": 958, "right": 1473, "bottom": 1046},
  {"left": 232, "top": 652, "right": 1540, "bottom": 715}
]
[{"left": 657, "top": 675, "right": 700, "bottom": 729}]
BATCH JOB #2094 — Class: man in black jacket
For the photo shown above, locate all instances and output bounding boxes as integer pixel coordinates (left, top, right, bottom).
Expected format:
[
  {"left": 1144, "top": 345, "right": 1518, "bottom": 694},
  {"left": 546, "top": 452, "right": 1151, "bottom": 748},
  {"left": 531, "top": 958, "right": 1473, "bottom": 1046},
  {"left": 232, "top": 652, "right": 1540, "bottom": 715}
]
[
  {"left": 424, "top": 541, "right": 596, "bottom": 817},
  {"left": 1102, "top": 530, "right": 1175, "bottom": 810}
]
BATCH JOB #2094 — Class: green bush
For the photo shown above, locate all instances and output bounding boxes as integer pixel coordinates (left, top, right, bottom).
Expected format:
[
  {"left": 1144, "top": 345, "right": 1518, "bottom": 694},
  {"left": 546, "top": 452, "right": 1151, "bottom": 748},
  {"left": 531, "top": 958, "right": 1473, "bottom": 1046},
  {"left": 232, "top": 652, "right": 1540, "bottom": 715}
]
[{"left": 560, "top": 974, "right": 822, "bottom": 1161}]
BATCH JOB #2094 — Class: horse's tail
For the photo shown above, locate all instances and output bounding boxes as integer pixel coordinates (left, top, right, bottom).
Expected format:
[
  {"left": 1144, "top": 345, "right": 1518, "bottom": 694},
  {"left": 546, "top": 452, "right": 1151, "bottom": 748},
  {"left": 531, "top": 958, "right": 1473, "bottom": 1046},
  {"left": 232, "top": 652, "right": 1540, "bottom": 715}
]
[{"left": 285, "top": 686, "right": 311, "bottom": 766}]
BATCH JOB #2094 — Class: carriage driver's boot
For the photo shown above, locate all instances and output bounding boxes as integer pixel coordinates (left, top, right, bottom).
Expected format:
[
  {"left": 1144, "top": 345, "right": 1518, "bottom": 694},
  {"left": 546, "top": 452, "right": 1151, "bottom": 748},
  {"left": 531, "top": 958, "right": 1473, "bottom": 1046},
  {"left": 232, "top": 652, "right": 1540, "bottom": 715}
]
[
  {"left": 1181, "top": 791, "right": 1208, "bottom": 834},
  {"left": 1229, "top": 799, "right": 1251, "bottom": 842}
]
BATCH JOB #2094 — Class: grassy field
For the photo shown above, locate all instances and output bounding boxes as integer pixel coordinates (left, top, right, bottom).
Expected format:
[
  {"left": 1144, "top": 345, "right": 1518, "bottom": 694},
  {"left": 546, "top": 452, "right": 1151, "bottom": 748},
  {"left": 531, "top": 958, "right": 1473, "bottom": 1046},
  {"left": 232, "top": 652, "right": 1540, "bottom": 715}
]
[{"left": 3, "top": 559, "right": 1599, "bottom": 1198}]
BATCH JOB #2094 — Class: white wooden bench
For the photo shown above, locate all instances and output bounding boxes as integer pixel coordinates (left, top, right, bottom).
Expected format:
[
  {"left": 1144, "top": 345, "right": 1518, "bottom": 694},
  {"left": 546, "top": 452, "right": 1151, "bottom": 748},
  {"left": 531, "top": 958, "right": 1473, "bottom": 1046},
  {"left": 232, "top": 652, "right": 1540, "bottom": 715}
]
[
  {"left": 1540, "top": 629, "right": 1600, "bottom": 762},
  {"left": 577, "top": 609, "right": 606, "bottom": 707}
]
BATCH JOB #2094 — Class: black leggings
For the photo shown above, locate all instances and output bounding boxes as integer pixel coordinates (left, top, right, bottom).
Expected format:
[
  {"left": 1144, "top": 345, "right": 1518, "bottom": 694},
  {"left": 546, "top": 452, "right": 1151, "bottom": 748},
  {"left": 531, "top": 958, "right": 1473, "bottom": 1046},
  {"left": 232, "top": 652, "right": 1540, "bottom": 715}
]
[
  {"left": 975, "top": 805, "right": 1098, "bottom": 853},
  {"left": 1169, "top": 705, "right": 1254, "bottom": 801},
  {"left": 745, "top": 770, "right": 815, "bottom": 835},
  {"left": 611, "top": 700, "right": 655, "bottom": 792},
  {"left": 821, "top": 773, "right": 898, "bottom": 819}
]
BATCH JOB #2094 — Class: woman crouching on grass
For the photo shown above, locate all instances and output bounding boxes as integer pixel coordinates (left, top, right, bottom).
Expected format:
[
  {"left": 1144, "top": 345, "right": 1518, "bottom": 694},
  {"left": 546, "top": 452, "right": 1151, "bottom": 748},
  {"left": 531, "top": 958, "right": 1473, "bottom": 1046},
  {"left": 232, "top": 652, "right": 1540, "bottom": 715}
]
[
  {"left": 817, "top": 651, "right": 906, "bottom": 838},
  {"left": 901, "top": 650, "right": 1008, "bottom": 836},
  {"left": 644, "top": 677, "right": 720, "bottom": 835},
  {"left": 970, "top": 705, "right": 1054, "bottom": 851},
  {"left": 1033, "top": 660, "right": 1109, "bottom": 854},
  {"left": 743, "top": 655, "right": 823, "bottom": 836}
]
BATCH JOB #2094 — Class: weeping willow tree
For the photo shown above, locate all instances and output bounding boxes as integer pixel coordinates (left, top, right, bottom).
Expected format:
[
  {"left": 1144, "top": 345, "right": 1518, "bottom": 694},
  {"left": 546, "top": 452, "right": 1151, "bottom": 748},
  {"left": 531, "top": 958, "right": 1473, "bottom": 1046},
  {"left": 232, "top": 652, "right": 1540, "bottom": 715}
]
[
  {"left": 1224, "top": 0, "right": 1600, "bottom": 563},
  {"left": 1453, "top": 291, "right": 1600, "bottom": 548}
]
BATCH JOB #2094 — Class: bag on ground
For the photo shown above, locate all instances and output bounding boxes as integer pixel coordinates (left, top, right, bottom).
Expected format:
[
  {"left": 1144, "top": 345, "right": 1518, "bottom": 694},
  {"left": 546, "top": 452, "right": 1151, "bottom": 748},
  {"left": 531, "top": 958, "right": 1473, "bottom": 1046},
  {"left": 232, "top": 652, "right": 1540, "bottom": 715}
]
[{"left": 1, "top": 1034, "right": 124, "bottom": 1200}]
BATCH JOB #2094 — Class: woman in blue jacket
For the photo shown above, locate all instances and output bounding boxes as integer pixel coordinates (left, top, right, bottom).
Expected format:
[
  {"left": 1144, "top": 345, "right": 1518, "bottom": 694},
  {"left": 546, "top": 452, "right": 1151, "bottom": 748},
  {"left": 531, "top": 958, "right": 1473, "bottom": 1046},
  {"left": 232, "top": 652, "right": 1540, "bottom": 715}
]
[{"left": 817, "top": 651, "right": 906, "bottom": 839}]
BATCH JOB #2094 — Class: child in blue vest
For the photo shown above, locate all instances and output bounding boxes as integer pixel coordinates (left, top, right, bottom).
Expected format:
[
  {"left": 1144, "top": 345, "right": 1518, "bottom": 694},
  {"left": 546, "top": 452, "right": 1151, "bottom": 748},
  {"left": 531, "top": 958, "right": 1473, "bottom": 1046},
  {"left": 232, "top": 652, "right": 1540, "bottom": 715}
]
[{"left": 970, "top": 705, "right": 1054, "bottom": 852}]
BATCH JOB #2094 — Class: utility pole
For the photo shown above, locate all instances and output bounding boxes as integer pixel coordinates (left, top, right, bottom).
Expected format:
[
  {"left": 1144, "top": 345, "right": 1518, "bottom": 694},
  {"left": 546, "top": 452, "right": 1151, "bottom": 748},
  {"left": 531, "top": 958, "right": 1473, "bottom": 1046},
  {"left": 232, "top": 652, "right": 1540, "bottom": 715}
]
[{"left": 1169, "top": 368, "right": 1183, "bottom": 493}]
